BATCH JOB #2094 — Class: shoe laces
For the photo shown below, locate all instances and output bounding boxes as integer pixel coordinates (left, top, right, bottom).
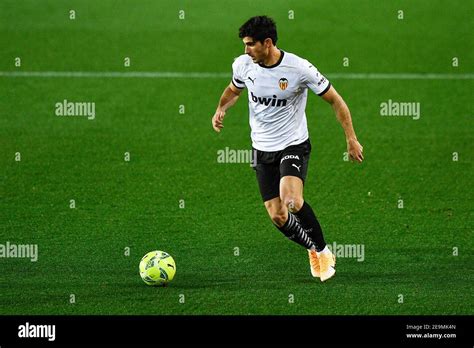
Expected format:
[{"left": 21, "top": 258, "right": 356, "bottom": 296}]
[{"left": 319, "top": 252, "right": 332, "bottom": 271}]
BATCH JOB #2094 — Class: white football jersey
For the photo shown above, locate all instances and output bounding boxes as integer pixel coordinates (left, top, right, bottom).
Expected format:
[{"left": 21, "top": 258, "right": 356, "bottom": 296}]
[{"left": 232, "top": 50, "right": 331, "bottom": 152}]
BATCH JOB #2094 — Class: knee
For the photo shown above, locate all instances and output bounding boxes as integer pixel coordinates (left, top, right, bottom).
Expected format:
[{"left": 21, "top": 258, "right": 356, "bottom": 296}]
[
  {"left": 265, "top": 201, "right": 288, "bottom": 227},
  {"left": 270, "top": 210, "right": 287, "bottom": 227},
  {"left": 282, "top": 196, "right": 304, "bottom": 213}
]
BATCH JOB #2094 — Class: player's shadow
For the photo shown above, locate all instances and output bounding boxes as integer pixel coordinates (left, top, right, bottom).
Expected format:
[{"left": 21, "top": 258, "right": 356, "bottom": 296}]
[
  {"left": 174, "top": 272, "right": 324, "bottom": 290},
  {"left": 174, "top": 276, "right": 246, "bottom": 290}
]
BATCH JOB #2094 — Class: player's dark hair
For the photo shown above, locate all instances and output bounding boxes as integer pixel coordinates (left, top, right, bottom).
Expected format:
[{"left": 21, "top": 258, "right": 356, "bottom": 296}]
[{"left": 239, "top": 16, "right": 278, "bottom": 45}]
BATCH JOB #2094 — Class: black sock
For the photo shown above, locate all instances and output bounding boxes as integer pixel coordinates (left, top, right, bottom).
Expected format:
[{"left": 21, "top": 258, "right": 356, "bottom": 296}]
[
  {"left": 294, "top": 201, "right": 326, "bottom": 252},
  {"left": 275, "top": 212, "right": 315, "bottom": 250}
]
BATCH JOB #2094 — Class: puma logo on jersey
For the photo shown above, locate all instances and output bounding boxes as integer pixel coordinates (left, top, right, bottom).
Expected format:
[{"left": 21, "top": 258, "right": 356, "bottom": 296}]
[
  {"left": 280, "top": 154, "right": 300, "bottom": 163},
  {"left": 248, "top": 76, "right": 256, "bottom": 84},
  {"left": 292, "top": 164, "right": 301, "bottom": 172},
  {"left": 251, "top": 92, "right": 287, "bottom": 107}
]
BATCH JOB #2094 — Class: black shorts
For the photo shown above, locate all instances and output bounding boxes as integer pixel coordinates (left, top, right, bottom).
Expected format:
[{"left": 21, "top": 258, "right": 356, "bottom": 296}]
[{"left": 251, "top": 138, "right": 312, "bottom": 202}]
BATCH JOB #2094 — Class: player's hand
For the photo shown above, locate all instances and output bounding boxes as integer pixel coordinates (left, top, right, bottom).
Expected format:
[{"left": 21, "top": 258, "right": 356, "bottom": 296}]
[
  {"left": 347, "top": 138, "right": 364, "bottom": 162},
  {"left": 212, "top": 108, "right": 226, "bottom": 132}
]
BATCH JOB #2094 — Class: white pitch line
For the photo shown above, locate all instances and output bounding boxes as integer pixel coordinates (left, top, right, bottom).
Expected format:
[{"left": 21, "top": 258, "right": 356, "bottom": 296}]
[
  {"left": 0, "top": 71, "right": 229, "bottom": 79},
  {"left": 328, "top": 73, "right": 474, "bottom": 80},
  {"left": 0, "top": 71, "right": 473, "bottom": 80}
]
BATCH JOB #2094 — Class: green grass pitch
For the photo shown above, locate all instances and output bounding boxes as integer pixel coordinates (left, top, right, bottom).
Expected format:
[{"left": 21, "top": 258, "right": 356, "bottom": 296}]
[{"left": 0, "top": 0, "right": 472, "bottom": 315}]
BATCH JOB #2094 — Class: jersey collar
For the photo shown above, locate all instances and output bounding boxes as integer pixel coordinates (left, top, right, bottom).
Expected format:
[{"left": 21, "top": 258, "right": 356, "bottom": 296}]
[{"left": 258, "top": 49, "right": 285, "bottom": 69}]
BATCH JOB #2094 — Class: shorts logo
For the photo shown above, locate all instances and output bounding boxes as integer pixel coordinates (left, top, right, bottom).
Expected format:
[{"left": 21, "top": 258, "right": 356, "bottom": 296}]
[
  {"left": 279, "top": 78, "right": 288, "bottom": 90},
  {"left": 280, "top": 154, "right": 300, "bottom": 163}
]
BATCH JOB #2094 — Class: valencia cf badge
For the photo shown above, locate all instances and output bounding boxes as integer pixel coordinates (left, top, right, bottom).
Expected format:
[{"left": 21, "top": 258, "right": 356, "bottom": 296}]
[{"left": 279, "top": 78, "right": 288, "bottom": 90}]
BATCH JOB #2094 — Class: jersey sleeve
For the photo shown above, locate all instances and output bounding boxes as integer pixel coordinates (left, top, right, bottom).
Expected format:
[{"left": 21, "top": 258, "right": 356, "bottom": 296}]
[
  {"left": 231, "top": 58, "right": 246, "bottom": 90},
  {"left": 299, "top": 60, "right": 331, "bottom": 96}
]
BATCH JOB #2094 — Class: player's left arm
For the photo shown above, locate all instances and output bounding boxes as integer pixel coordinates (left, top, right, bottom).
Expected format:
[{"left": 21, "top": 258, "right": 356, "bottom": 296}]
[{"left": 321, "top": 86, "right": 364, "bottom": 163}]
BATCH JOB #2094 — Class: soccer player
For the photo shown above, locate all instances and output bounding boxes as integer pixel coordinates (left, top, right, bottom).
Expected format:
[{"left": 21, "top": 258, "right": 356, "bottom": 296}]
[{"left": 211, "top": 16, "right": 364, "bottom": 282}]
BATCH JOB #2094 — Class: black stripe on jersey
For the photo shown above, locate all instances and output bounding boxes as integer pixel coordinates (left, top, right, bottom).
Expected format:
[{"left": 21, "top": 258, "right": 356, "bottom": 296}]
[
  {"left": 234, "top": 77, "right": 244, "bottom": 84},
  {"left": 232, "top": 79, "right": 245, "bottom": 89},
  {"left": 317, "top": 82, "right": 331, "bottom": 96}
]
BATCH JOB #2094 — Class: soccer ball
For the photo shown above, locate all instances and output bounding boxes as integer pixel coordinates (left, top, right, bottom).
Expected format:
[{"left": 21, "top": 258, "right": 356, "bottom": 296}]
[{"left": 139, "top": 250, "right": 176, "bottom": 286}]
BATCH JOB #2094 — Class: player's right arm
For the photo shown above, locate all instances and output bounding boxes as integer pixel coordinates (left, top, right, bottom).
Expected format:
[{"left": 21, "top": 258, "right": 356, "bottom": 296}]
[{"left": 212, "top": 82, "right": 242, "bottom": 133}]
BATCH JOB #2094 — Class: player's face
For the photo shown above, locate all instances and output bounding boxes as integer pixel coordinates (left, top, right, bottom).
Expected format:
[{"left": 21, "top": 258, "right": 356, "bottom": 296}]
[{"left": 243, "top": 37, "right": 270, "bottom": 64}]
